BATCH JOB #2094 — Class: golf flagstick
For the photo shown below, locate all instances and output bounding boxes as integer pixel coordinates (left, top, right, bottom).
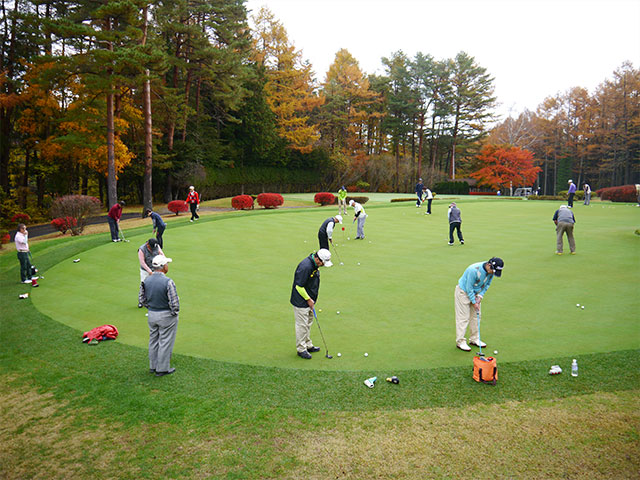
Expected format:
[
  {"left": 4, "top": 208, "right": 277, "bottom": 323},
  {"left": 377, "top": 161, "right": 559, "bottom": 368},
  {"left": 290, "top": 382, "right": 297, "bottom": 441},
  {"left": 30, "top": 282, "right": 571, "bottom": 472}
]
[
  {"left": 312, "top": 307, "right": 332, "bottom": 359},
  {"left": 476, "top": 310, "right": 484, "bottom": 356}
]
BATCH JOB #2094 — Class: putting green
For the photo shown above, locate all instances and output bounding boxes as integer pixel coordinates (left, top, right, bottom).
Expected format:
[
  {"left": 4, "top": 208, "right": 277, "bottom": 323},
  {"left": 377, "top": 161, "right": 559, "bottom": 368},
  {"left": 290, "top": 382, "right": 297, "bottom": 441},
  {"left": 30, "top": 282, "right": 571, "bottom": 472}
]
[{"left": 31, "top": 199, "right": 640, "bottom": 371}]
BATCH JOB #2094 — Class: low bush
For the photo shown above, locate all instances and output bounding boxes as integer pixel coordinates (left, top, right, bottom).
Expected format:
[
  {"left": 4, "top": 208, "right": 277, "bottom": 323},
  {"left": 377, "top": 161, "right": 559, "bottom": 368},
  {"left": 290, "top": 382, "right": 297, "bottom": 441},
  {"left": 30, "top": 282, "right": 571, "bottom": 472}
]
[
  {"left": 596, "top": 185, "right": 636, "bottom": 202},
  {"left": 527, "top": 195, "right": 565, "bottom": 201},
  {"left": 0, "top": 231, "right": 9, "bottom": 248},
  {"left": 231, "top": 195, "right": 254, "bottom": 210},
  {"left": 11, "top": 213, "right": 31, "bottom": 224},
  {"left": 314, "top": 192, "right": 336, "bottom": 206},
  {"left": 346, "top": 196, "right": 369, "bottom": 205},
  {"left": 434, "top": 181, "right": 470, "bottom": 195},
  {"left": 390, "top": 198, "right": 417, "bottom": 203},
  {"left": 51, "top": 217, "right": 78, "bottom": 234},
  {"left": 257, "top": 193, "right": 284, "bottom": 209},
  {"left": 168, "top": 200, "right": 189, "bottom": 215},
  {"left": 469, "top": 191, "right": 497, "bottom": 196},
  {"left": 346, "top": 185, "right": 359, "bottom": 193},
  {"left": 50, "top": 195, "right": 102, "bottom": 236}
]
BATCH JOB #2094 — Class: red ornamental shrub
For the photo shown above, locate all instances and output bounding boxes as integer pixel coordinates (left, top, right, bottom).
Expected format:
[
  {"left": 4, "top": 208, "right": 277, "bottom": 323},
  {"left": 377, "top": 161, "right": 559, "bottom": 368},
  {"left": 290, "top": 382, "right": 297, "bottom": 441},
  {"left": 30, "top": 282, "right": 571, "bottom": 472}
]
[
  {"left": 168, "top": 200, "right": 189, "bottom": 215},
  {"left": 51, "top": 217, "right": 78, "bottom": 234},
  {"left": 595, "top": 185, "right": 636, "bottom": 203},
  {"left": 346, "top": 185, "right": 358, "bottom": 192},
  {"left": 1, "top": 233, "right": 9, "bottom": 244},
  {"left": 50, "top": 195, "right": 102, "bottom": 235},
  {"left": 257, "top": 193, "right": 284, "bottom": 209},
  {"left": 11, "top": 213, "right": 31, "bottom": 224},
  {"left": 314, "top": 192, "right": 336, "bottom": 206},
  {"left": 231, "top": 195, "right": 254, "bottom": 210}
]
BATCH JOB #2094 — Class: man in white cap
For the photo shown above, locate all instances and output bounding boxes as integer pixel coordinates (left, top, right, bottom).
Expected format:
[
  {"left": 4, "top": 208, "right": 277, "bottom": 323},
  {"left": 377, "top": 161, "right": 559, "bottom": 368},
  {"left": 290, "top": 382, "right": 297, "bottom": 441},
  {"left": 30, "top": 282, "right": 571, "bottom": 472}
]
[
  {"left": 186, "top": 185, "right": 200, "bottom": 222},
  {"left": 290, "top": 249, "right": 332, "bottom": 359},
  {"left": 349, "top": 199, "right": 367, "bottom": 240},
  {"left": 139, "top": 255, "right": 180, "bottom": 376},
  {"left": 454, "top": 257, "right": 504, "bottom": 351},
  {"left": 318, "top": 215, "right": 342, "bottom": 250}
]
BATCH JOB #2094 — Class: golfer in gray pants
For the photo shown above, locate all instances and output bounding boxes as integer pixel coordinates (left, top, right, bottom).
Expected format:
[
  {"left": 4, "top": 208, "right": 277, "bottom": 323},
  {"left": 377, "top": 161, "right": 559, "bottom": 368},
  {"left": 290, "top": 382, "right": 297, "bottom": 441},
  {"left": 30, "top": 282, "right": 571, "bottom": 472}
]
[{"left": 139, "top": 255, "right": 180, "bottom": 376}]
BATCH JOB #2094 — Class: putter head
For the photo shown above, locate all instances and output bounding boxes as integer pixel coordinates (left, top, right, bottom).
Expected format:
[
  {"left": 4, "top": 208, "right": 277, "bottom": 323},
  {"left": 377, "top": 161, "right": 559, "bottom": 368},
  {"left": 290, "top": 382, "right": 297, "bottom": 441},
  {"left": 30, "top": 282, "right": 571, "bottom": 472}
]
[
  {"left": 325, "top": 353, "right": 333, "bottom": 359},
  {"left": 477, "top": 351, "right": 485, "bottom": 357}
]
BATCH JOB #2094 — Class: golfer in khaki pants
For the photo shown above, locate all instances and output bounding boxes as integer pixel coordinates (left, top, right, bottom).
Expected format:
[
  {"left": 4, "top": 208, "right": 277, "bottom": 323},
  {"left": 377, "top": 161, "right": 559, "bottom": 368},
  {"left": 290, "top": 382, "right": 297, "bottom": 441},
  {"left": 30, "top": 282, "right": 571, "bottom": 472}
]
[
  {"left": 454, "top": 258, "right": 503, "bottom": 351},
  {"left": 552, "top": 205, "right": 576, "bottom": 254}
]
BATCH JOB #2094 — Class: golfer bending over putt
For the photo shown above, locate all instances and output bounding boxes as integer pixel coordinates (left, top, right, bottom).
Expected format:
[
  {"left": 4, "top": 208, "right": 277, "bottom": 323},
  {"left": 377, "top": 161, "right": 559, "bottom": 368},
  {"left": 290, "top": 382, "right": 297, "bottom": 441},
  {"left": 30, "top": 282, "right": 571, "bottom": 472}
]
[
  {"left": 139, "top": 255, "right": 180, "bottom": 376},
  {"left": 290, "top": 249, "right": 332, "bottom": 359},
  {"left": 318, "top": 215, "right": 342, "bottom": 250},
  {"left": 454, "top": 257, "right": 503, "bottom": 351}
]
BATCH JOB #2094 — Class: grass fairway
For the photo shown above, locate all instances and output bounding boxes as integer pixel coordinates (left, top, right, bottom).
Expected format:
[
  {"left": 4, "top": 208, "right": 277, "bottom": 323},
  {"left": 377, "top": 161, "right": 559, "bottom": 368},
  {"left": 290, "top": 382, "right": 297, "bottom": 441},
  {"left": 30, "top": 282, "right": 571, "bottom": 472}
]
[
  {"left": 1, "top": 196, "right": 639, "bottom": 479},
  {"left": 32, "top": 198, "right": 639, "bottom": 370}
]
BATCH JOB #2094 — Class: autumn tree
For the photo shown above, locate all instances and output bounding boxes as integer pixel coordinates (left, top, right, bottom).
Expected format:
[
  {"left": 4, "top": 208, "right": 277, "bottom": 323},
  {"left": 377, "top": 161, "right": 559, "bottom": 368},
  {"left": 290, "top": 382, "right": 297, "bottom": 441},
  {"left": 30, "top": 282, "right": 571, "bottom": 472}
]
[{"left": 470, "top": 144, "right": 541, "bottom": 191}]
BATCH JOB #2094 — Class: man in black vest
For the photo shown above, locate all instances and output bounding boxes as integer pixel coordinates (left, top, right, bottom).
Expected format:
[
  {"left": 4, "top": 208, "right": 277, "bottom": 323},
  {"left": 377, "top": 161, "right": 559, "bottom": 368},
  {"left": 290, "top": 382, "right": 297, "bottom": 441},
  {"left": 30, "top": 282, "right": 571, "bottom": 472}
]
[
  {"left": 318, "top": 215, "right": 342, "bottom": 250},
  {"left": 290, "top": 249, "right": 332, "bottom": 359}
]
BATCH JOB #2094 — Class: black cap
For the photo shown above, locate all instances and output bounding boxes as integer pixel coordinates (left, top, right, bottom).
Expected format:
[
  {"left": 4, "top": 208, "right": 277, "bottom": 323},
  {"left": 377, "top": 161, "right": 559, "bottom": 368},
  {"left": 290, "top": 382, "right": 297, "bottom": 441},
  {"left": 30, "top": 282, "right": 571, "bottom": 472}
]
[
  {"left": 488, "top": 257, "right": 504, "bottom": 277},
  {"left": 147, "top": 238, "right": 158, "bottom": 248}
]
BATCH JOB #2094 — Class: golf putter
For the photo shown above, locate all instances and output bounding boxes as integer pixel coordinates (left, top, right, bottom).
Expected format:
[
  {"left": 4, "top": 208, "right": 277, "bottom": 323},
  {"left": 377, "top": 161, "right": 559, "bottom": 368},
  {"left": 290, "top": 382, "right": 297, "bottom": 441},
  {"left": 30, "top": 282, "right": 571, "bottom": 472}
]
[
  {"left": 312, "top": 308, "right": 332, "bottom": 359},
  {"left": 332, "top": 243, "right": 344, "bottom": 265},
  {"left": 119, "top": 226, "right": 130, "bottom": 242},
  {"left": 476, "top": 310, "right": 484, "bottom": 356}
]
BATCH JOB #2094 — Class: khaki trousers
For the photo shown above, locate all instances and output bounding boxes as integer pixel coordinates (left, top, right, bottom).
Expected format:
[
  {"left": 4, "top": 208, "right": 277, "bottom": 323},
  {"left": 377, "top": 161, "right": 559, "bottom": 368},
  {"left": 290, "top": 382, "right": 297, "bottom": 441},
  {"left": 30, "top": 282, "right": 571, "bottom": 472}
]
[
  {"left": 294, "top": 306, "right": 314, "bottom": 352},
  {"left": 454, "top": 285, "right": 481, "bottom": 346},
  {"left": 556, "top": 222, "right": 575, "bottom": 253},
  {"left": 338, "top": 198, "right": 347, "bottom": 215}
]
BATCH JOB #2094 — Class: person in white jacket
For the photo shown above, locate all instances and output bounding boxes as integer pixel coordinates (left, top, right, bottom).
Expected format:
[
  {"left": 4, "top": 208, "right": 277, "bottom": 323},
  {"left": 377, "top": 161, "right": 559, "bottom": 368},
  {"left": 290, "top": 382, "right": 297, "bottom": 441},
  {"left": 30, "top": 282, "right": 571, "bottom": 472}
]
[
  {"left": 349, "top": 200, "right": 367, "bottom": 239},
  {"left": 14, "top": 224, "right": 36, "bottom": 284},
  {"left": 423, "top": 187, "right": 433, "bottom": 214}
]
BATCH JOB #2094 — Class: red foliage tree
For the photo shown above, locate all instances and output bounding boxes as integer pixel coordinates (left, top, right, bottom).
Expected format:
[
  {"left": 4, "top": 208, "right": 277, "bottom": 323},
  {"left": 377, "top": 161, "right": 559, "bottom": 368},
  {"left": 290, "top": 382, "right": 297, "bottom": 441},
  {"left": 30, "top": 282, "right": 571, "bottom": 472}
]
[
  {"left": 314, "top": 192, "right": 336, "bottom": 206},
  {"left": 168, "top": 200, "right": 189, "bottom": 215},
  {"left": 231, "top": 195, "right": 254, "bottom": 210},
  {"left": 470, "top": 145, "right": 541, "bottom": 191},
  {"left": 11, "top": 213, "right": 31, "bottom": 224},
  {"left": 257, "top": 193, "right": 284, "bottom": 209},
  {"left": 51, "top": 217, "right": 78, "bottom": 234}
]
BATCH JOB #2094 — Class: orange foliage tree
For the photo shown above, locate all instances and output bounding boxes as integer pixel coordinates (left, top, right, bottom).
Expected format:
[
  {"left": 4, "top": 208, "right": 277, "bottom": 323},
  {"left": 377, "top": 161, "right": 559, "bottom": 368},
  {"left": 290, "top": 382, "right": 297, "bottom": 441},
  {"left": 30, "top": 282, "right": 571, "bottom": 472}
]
[{"left": 470, "top": 145, "right": 541, "bottom": 190}]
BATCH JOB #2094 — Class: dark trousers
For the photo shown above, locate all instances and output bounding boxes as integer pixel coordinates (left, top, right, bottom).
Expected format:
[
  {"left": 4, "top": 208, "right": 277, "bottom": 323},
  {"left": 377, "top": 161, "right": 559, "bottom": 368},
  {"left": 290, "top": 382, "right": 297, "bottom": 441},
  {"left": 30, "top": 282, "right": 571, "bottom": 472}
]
[
  {"left": 17, "top": 251, "right": 33, "bottom": 282},
  {"left": 449, "top": 222, "right": 463, "bottom": 243},
  {"left": 568, "top": 192, "right": 575, "bottom": 207},
  {"left": 107, "top": 217, "right": 119, "bottom": 241},
  {"left": 426, "top": 199, "right": 432, "bottom": 214},
  {"left": 189, "top": 203, "right": 199, "bottom": 220},
  {"left": 156, "top": 225, "right": 165, "bottom": 248},
  {"left": 416, "top": 192, "right": 422, "bottom": 206},
  {"left": 318, "top": 234, "right": 329, "bottom": 251}
]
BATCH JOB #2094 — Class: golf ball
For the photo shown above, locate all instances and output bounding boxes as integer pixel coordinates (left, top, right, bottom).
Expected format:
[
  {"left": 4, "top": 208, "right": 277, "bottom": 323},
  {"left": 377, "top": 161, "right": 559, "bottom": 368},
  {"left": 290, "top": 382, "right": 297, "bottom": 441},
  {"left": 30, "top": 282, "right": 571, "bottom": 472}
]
[
  {"left": 364, "top": 352, "right": 368, "bottom": 357},
  {"left": 576, "top": 304, "right": 580, "bottom": 307},
  {"left": 494, "top": 350, "right": 498, "bottom": 354},
  {"left": 340, "top": 262, "right": 344, "bottom": 265},
  {"left": 581, "top": 306, "right": 585, "bottom": 309},
  {"left": 336, "top": 311, "right": 340, "bottom": 314},
  {"left": 347, "top": 237, "right": 350, "bottom": 240},
  {"left": 337, "top": 353, "right": 342, "bottom": 357},
  {"left": 357, "top": 262, "right": 361, "bottom": 265},
  {"left": 318, "top": 309, "right": 322, "bottom": 312}
]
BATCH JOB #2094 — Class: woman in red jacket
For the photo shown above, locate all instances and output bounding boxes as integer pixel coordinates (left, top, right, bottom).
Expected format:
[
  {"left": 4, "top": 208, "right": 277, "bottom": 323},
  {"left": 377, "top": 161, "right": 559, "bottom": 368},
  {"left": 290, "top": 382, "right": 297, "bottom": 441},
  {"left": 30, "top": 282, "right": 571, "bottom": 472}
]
[{"left": 186, "top": 186, "right": 200, "bottom": 222}]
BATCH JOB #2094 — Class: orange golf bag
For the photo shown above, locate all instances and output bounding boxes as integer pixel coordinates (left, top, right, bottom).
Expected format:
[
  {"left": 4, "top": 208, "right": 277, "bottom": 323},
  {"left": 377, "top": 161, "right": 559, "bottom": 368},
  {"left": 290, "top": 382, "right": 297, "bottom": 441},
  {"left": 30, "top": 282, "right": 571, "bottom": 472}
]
[{"left": 473, "top": 356, "right": 497, "bottom": 385}]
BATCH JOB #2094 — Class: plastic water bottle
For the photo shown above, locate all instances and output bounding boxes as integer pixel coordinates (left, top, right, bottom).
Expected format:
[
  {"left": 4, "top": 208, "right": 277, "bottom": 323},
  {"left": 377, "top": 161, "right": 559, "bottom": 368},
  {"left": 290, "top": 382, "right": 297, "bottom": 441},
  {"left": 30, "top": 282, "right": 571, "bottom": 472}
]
[{"left": 571, "top": 359, "right": 578, "bottom": 377}]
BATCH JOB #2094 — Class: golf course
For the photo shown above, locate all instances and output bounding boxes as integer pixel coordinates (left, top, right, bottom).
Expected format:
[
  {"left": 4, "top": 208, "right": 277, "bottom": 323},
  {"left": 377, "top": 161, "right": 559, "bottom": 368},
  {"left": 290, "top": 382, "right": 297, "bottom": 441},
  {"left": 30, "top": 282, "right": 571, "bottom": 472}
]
[{"left": 2, "top": 194, "right": 639, "bottom": 478}]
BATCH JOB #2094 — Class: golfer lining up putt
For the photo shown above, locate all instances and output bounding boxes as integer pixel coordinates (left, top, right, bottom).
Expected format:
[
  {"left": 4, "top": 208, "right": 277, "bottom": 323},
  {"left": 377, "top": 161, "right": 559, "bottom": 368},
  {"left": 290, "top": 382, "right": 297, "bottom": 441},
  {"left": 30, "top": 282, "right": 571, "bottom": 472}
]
[
  {"left": 318, "top": 215, "right": 342, "bottom": 250},
  {"left": 290, "top": 249, "right": 332, "bottom": 359},
  {"left": 455, "top": 257, "right": 504, "bottom": 351}
]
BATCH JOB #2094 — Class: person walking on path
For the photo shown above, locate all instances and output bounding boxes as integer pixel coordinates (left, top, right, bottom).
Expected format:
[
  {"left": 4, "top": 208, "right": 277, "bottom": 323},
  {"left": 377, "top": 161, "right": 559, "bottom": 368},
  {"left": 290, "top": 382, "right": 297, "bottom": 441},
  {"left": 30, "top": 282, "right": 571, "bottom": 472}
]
[
  {"left": 447, "top": 202, "right": 464, "bottom": 246},
  {"left": 415, "top": 178, "right": 424, "bottom": 207},
  {"left": 337, "top": 186, "right": 348, "bottom": 215},
  {"left": 145, "top": 208, "right": 167, "bottom": 248},
  {"left": 553, "top": 205, "right": 576, "bottom": 255},
  {"left": 186, "top": 186, "right": 200, "bottom": 222},
  {"left": 454, "top": 257, "right": 504, "bottom": 351},
  {"left": 14, "top": 223, "right": 37, "bottom": 284},
  {"left": 583, "top": 183, "right": 591, "bottom": 205},
  {"left": 423, "top": 187, "right": 433, "bottom": 214},
  {"left": 567, "top": 180, "right": 577, "bottom": 207},
  {"left": 636, "top": 184, "right": 640, "bottom": 207},
  {"left": 107, "top": 201, "right": 125, "bottom": 242},
  {"left": 139, "top": 255, "right": 180, "bottom": 376},
  {"left": 349, "top": 199, "right": 367, "bottom": 239},
  {"left": 290, "top": 249, "right": 333, "bottom": 359},
  {"left": 318, "top": 215, "right": 342, "bottom": 250}
]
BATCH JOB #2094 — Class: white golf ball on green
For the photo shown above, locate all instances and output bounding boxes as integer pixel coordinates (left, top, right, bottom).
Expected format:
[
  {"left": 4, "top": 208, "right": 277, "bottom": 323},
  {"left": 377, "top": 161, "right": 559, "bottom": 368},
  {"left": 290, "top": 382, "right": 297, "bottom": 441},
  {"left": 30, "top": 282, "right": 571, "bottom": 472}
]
[
  {"left": 337, "top": 353, "right": 342, "bottom": 357},
  {"left": 364, "top": 352, "right": 368, "bottom": 357},
  {"left": 336, "top": 311, "right": 340, "bottom": 314},
  {"left": 494, "top": 350, "right": 498, "bottom": 354}
]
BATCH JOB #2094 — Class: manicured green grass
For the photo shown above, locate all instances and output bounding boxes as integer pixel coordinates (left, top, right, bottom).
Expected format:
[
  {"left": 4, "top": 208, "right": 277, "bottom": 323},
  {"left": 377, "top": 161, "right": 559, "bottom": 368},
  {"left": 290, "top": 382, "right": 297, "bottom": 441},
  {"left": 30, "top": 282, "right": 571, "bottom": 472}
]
[
  {"left": 1, "top": 196, "right": 638, "bottom": 478},
  {"left": 29, "top": 198, "right": 640, "bottom": 372}
]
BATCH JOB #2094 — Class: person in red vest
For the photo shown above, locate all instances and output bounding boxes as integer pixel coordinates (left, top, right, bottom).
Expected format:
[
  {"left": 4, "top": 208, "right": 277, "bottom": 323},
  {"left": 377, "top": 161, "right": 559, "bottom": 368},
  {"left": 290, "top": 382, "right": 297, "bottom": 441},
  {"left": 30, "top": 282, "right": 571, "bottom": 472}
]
[
  {"left": 186, "top": 186, "right": 200, "bottom": 222},
  {"left": 107, "top": 201, "right": 125, "bottom": 242}
]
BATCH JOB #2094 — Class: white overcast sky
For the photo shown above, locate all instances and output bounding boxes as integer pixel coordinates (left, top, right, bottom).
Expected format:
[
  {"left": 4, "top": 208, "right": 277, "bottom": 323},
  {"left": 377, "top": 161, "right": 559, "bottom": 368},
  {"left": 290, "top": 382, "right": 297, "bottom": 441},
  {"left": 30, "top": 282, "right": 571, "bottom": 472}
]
[{"left": 245, "top": 0, "right": 640, "bottom": 120}]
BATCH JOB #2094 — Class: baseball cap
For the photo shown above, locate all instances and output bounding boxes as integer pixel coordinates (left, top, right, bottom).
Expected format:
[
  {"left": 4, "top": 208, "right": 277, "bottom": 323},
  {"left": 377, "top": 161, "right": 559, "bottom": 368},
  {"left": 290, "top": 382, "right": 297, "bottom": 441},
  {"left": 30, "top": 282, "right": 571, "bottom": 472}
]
[
  {"left": 488, "top": 257, "right": 504, "bottom": 277},
  {"left": 317, "top": 249, "right": 333, "bottom": 267},
  {"left": 189, "top": 185, "right": 195, "bottom": 190},
  {"left": 147, "top": 238, "right": 158, "bottom": 248},
  {"left": 349, "top": 199, "right": 355, "bottom": 206},
  {"left": 335, "top": 215, "right": 343, "bottom": 224},
  {"left": 152, "top": 255, "right": 172, "bottom": 268}
]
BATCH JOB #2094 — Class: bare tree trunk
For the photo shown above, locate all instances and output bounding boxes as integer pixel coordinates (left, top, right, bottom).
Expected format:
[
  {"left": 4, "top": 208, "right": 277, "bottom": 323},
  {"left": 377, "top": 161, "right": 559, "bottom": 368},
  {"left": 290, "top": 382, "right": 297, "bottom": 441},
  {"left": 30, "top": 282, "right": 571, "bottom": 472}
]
[{"left": 141, "top": 6, "right": 153, "bottom": 213}]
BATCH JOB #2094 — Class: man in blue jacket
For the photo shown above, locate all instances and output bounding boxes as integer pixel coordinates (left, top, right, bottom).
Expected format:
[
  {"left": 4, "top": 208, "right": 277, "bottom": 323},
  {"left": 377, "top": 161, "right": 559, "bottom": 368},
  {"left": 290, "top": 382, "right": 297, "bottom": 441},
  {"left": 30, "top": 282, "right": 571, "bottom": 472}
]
[{"left": 454, "top": 257, "right": 504, "bottom": 351}]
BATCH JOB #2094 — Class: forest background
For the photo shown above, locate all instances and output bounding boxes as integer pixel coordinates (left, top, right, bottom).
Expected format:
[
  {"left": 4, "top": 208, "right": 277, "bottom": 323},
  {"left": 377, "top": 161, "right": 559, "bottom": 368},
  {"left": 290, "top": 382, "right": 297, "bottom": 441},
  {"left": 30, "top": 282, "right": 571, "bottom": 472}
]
[{"left": 0, "top": 0, "right": 638, "bottom": 223}]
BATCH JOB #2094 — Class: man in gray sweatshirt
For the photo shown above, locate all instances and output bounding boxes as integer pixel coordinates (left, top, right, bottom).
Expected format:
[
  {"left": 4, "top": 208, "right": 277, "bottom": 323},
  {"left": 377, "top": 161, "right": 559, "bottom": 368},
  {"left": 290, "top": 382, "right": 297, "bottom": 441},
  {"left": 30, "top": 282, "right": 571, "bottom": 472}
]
[
  {"left": 552, "top": 205, "right": 576, "bottom": 254},
  {"left": 447, "top": 202, "right": 464, "bottom": 246},
  {"left": 139, "top": 255, "right": 180, "bottom": 376}
]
